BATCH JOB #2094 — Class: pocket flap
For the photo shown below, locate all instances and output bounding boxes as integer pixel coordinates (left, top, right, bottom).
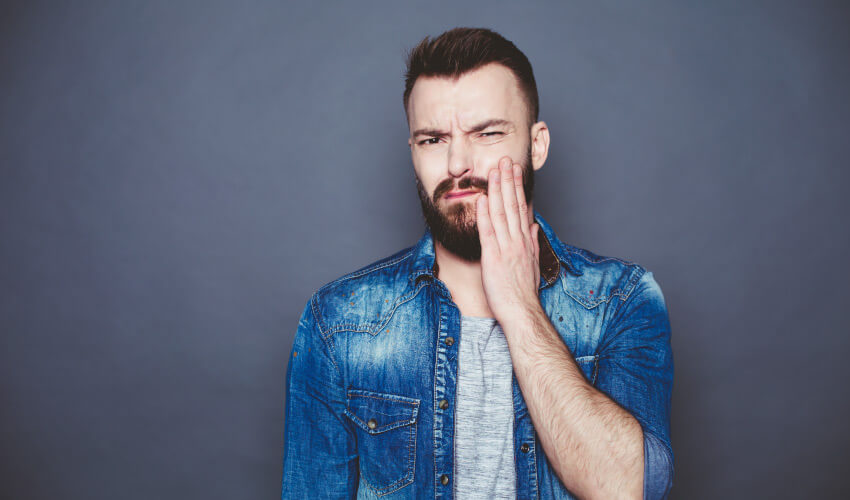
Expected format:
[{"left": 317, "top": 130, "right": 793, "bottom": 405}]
[{"left": 344, "top": 389, "right": 420, "bottom": 435}]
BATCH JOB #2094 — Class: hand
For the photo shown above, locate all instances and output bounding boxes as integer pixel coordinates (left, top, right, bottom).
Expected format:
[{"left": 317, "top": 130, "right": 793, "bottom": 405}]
[{"left": 476, "top": 156, "right": 542, "bottom": 326}]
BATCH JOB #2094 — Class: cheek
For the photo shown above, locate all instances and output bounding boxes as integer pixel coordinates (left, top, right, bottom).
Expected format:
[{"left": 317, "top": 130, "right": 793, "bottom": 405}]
[
  {"left": 413, "top": 159, "right": 443, "bottom": 188},
  {"left": 473, "top": 145, "right": 523, "bottom": 174}
]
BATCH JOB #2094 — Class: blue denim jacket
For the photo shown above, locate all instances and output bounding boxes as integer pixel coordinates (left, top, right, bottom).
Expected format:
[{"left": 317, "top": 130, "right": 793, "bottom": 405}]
[{"left": 282, "top": 210, "right": 674, "bottom": 499}]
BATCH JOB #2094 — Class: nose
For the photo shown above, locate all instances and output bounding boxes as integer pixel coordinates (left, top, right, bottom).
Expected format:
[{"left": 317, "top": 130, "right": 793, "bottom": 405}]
[{"left": 447, "top": 137, "right": 473, "bottom": 178}]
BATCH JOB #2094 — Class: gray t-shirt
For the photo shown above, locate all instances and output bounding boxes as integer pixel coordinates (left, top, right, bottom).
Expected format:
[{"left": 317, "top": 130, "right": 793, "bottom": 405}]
[{"left": 453, "top": 315, "right": 516, "bottom": 499}]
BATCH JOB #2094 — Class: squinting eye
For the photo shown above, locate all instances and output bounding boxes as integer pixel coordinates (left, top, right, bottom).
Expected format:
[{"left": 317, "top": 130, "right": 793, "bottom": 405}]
[
  {"left": 418, "top": 138, "right": 440, "bottom": 145},
  {"left": 481, "top": 132, "right": 503, "bottom": 137}
]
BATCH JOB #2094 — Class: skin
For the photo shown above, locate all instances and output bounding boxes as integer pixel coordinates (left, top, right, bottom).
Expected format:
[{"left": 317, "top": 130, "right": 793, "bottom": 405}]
[
  {"left": 407, "top": 62, "right": 645, "bottom": 499},
  {"left": 407, "top": 62, "right": 547, "bottom": 318}
]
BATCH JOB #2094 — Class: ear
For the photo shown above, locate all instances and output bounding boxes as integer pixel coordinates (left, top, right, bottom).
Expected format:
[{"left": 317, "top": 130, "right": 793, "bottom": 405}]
[{"left": 529, "top": 121, "right": 550, "bottom": 172}]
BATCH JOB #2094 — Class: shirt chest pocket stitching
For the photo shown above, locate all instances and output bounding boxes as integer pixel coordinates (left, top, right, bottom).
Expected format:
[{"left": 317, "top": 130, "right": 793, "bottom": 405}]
[{"left": 344, "top": 389, "right": 420, "bottom": 496}]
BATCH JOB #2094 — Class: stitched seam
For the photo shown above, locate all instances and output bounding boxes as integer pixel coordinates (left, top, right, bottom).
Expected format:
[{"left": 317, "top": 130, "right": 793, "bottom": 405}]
[
  {"left": 371, "top": 461, "right": 414, "bottom": 496},
  {"left": 610, "top": 267, "right": 648, "bottom": 324},
  {"left": 560, "top": 260, "right": 641, "bottom": 309},
  {"left": 623, "top": 266, "right": 647, "bottom": 300},
  {"left": 368, "top": 446, "right": 415, "bottom": 496},
  {"left": 312, "top": 246, "right": 418, "bottom": 338},
  {"left": 345, "top": 412, "right": 418, "bottom": 432},
  {"left": 531, "top": 431, "right": 540, "bottom": 500},
  {"left": 360, "top": 473, "right": 382, "bottom": 496},
  {"left": 321, "top": 281, "right": 429, "bottom": 339},
  {"left": 433, "top": 293, "right": 441, "bottom": 493},
  {"left": 315, "top": 248, "right": 416, "bottom": 297},
  {"left": 563, "top": 290, "right": 627, "bottom": 309},
  {"left": 310, "top": 292, "right": 328, "bottom": 337},
  {"left": 600, "top": 267, "right": 648, "bottom": 351},
  {"left": 349, "top": 393, "right": 420, "bottom": 405},
  {"left": 354, "top": 417, "right": 418, "bottom": 496},
  {"left": 361, "top": 471, "right": 413, "bottom": 497},
  {"left": 567, "top": 249, "right": 637, "bottom": 266},
  {"left": 309, "top": 293, "right": 342, "bottom": 378},
  {"left": 346, "top": 393, "right": 420, "bottom": 432},
  {"left": 402, "top": 422, "right": 416, "bottom": 494}
]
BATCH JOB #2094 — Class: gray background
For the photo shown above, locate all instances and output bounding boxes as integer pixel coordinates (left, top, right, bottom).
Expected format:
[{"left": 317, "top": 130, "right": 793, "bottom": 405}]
[{"left": 2, "top": 1, "right": 848, "bottom": 499}]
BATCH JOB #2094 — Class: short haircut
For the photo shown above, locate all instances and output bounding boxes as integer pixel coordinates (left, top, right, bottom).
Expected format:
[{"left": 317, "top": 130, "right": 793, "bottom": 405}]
[{"left": 403, "top": 27, "right": 539, "bottom": 130}]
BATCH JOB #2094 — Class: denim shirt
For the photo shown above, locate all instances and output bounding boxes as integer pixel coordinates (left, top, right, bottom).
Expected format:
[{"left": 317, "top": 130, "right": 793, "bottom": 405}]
[{"left": 281, "top": 210, "right": 674, "bottom": 499}]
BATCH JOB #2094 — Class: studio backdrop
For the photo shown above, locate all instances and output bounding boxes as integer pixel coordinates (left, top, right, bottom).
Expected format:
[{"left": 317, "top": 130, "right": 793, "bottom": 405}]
[{"left": 1, "top": 1, "right": 848, "bottom": 499}]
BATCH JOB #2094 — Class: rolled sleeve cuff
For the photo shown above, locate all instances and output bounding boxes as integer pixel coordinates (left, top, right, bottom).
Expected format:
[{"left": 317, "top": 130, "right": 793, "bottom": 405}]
[{"left": 643, "top": 430, "right": 674, "bottom": 500}]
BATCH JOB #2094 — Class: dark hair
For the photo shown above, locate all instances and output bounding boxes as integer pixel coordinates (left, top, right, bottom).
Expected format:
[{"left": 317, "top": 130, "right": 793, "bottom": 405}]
[{"left": 403, "top": 27, "right": 539, "bottom": 129}]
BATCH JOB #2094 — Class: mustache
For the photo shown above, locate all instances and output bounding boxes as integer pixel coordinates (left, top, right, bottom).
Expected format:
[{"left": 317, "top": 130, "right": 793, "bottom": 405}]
[{"left": 432, "top": 176, "right": 489, "bottom": 202}]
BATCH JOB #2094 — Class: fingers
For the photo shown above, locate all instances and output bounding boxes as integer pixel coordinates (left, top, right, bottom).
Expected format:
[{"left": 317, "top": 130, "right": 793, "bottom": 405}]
[
  {"left": 500, "top": 159, "right": 523, "bottom": 240},
  {"left": 513, "top": 164, "right": 531, "bottom": 241},
  {"left": 476, "top": 192, "right": 497, "bottom": 251},
  {"left": 487, "top": 161, "right": 510, "bottom": 248},
  {"left": 488, "top": 156, "right": 533, "bottom": 251}
]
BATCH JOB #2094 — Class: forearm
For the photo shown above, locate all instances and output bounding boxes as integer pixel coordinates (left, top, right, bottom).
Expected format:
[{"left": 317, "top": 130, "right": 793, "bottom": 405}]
[{"left": 502, "top": 305, "right": 644, "bottom": 500}]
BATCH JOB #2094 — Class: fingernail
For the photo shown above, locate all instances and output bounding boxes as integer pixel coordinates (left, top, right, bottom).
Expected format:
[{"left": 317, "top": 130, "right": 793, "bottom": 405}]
[
  {"left": 492, "top": 169, "right": 500, "bottom": 182},
  {"left": 514, "top": 165, "right": 521, "bottom": 176}
]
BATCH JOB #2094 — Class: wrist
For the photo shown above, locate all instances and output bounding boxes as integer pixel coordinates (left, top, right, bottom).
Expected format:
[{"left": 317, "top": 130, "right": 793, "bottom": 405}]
[{"left": 498, "top": 299, "right": 545, "bottom": 333}]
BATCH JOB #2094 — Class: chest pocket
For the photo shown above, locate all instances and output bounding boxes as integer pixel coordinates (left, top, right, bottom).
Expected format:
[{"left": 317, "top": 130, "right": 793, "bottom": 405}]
[{"left": 344, "top": 388, "right": 420, "bottom": 496}]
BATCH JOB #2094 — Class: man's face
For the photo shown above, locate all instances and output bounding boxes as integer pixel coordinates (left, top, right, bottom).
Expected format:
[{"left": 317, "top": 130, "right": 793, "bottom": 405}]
[{"left": 407, "top": 62, "right": 536, "bottom": 262}]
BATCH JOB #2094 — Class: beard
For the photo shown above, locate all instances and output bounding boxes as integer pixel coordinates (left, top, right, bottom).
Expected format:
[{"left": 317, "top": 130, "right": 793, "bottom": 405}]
[{"left": 414, "top": 146, "right": 535, "bottom": 262}]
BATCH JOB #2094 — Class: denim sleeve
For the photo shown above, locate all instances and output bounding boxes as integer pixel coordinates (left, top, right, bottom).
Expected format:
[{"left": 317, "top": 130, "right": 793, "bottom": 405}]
[
  {"left": 281, "top": 297, "right": 357, "bottom": 499},
  {"left": 595, "top": 270, "right": 674, "bottom": 500}
]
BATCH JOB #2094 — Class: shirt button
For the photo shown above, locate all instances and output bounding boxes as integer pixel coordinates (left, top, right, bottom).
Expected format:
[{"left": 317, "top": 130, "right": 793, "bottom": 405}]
[
  {"left": 367, "top": 418, "right": 377, "bottom": 430},
  {"left": 444, "top": 336, "right": 454, "bottom": 346},
  {"left": 440, "top": 474, "right": 450, "bottom": 485},
  {"left": 520, "top": 443, "right": 530, "bottom": 453},
  {"left": 439, "top": 399, "right": 449, "bottom": 410}
]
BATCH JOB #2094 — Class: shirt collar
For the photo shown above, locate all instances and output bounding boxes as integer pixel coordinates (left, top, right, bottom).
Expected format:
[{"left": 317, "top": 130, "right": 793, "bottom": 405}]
[{"left": 408, "top": 209, "right": 583, "bottom": 288}]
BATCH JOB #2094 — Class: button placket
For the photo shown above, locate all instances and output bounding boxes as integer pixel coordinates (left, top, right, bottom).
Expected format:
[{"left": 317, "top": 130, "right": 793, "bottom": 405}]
[{"left": 433, "top": 295, "right": 459, "bottom": 498}]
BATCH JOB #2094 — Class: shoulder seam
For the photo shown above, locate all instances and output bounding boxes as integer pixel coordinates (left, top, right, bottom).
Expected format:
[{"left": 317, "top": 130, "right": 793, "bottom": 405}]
[
  {"left": 611, "top": 265, "right": 649, "bottom": 317},
  {"left": 597, "top": 266, "right": 649, "bottom": 354},
  {"left": 566, "top": 247, "right": 640, "bottom": 267},
  {"left": 309, "top": 292, "right": 343, "bottom": 378},
  {"left": 315, "top": 247, "right": 416, "bottom": 295}
]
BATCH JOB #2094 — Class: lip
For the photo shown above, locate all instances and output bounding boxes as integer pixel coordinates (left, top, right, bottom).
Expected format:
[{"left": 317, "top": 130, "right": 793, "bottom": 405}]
[{"left": 445, "top": 190, "right": 480, "bottom": 200}]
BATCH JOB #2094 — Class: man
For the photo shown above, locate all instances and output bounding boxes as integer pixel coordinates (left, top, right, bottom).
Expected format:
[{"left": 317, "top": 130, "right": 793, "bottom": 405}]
[{"left": 281, "top": 27, "right": 673, "bottom": 499}]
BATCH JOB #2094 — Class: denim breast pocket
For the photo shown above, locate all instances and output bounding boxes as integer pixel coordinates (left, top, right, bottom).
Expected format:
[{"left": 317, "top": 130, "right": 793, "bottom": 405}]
[{"left": 344, "top": 388, "right": 420, "bottom": 496}]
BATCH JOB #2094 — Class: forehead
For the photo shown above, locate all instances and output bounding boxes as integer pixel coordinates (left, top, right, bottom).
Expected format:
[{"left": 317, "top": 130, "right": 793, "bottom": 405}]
[{"left": 407, "top": 62, "right": 525, "bottom": 130}]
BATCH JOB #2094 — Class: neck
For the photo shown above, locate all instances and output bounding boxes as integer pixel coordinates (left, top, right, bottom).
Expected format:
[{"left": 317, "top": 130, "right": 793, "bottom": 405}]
[
  {"left": 434, "top": 241, "right": 493, "bottom": 318},
  {"left": 433, "top": 202, "right": 535, "bottom": 318}
]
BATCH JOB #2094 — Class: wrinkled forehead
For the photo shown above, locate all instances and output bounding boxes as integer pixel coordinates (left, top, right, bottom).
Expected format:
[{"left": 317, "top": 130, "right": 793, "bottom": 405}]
[{"left": 407, "top": 63, "right": 526, "bottom": 132}]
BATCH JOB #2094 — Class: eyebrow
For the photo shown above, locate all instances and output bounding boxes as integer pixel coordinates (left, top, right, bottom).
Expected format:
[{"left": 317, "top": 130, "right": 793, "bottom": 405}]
[{"left": 412, "top": 118, "right": 513, "bottom": 138}]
